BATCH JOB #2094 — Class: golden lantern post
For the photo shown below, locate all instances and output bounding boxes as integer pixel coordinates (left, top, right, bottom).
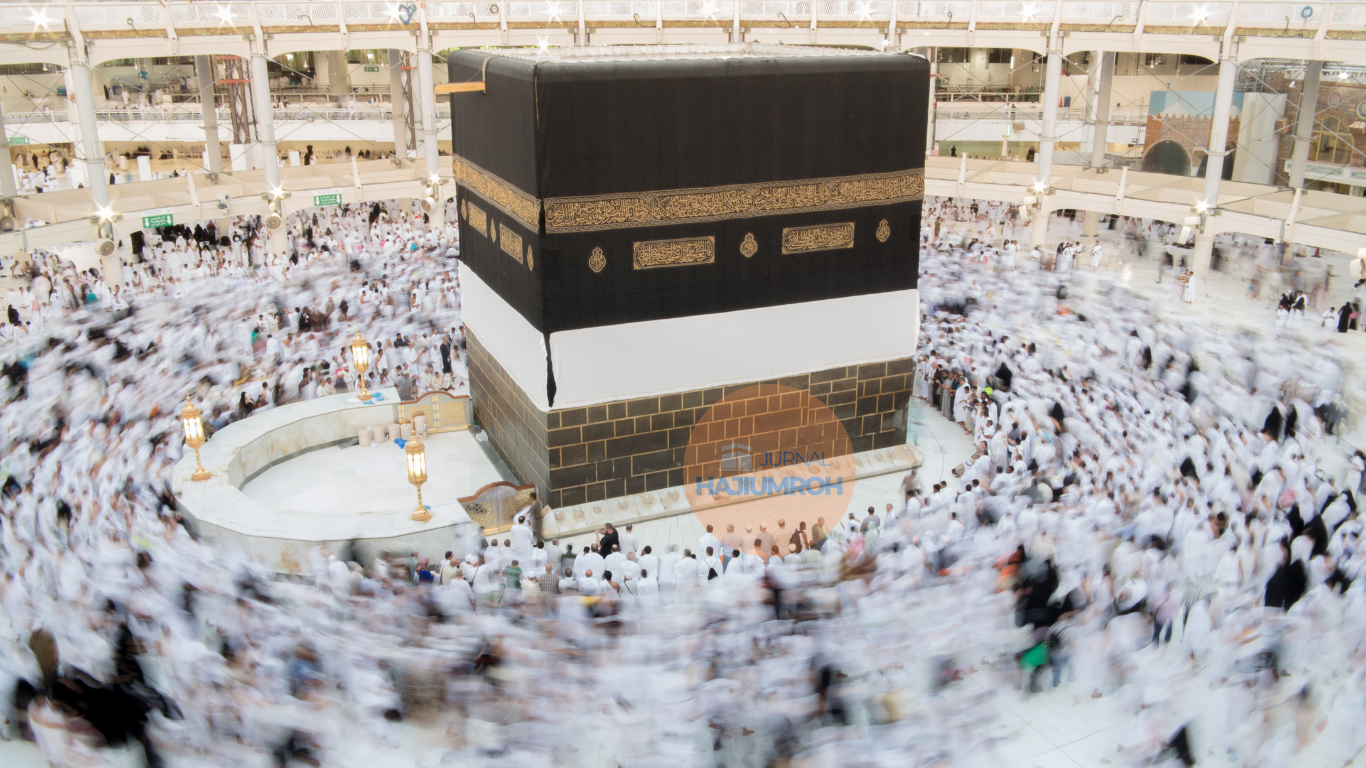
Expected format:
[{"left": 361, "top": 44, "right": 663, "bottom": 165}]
[
  {"left": 180, "top": 394, "right": 212, "bottom": 481},
  {"left": 406, "top": 438, "right": 431, "bottom": 522},
  {"left": 350, "top": 331, "right": 372, "bottom": 402}
]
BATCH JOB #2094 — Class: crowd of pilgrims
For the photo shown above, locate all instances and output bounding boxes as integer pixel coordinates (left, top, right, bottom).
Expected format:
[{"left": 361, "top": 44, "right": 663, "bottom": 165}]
[
  {"left": 0, "top": 193, "right": 1362, "bottom": 768},
  {"left": 4, "top": 200, "right": 469, "bottom": 407}
]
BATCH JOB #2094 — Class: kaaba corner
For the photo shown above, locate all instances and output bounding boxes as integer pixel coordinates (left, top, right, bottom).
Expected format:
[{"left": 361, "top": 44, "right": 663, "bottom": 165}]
[{"left": 448, "top": 44, "right": 928, "bottom": 509}]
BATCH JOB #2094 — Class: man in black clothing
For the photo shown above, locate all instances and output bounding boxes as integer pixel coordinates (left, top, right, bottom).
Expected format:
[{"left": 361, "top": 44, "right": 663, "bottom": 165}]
[
  {"left": 597, "top": 523, "right": 619, "bottom": 556},
  {"left": 1265, "top": 540, "right": 1307, "bottom": 610},
  {"left": 439, "top": 336, "right": 452, "bottom": 375},
  {"left": 1264, "top": 403, "right": 1285, "bottom": 442}
]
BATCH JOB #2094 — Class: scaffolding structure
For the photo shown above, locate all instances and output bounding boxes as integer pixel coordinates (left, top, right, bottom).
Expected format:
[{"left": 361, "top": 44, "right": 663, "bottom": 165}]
[
  {"left": 219, "top": 56, "right": 254, "bottom": 145},
  {"left": 399, "top": 51, "right": 418, "bottom": 155}
]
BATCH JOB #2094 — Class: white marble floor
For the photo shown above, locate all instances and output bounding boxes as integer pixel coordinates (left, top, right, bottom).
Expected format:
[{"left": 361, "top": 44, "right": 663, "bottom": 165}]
[{"left": 241, "top": 430, "right": 504, "bottom": 513}]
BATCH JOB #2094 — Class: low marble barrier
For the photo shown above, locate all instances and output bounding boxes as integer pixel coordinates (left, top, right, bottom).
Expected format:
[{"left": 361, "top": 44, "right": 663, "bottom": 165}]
[
  {"left": 541, "top": 443, "right": 925, "bottom": 540},
  {"left": 172, "top": 389, "right": 474, "bottom": 574}
]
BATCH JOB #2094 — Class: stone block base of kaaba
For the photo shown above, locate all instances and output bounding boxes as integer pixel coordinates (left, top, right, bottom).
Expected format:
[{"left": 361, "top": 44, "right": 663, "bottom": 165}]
[{"left": 468, "top": 329, "right": 916, "bottom": 509}]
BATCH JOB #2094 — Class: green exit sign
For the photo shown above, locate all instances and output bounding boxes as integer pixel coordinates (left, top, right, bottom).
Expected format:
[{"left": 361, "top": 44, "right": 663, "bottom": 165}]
[
  {"left": 364, "top": 65, "right": 379, "bottom": 72},
  {"left": 141, "top": 208, "right": 174, "bottom": 229},
  {"left": 7, "top": 135, "right": 29, "bottom": 146},
  {"left": 312, "top": 188, "right": 343, "bottom": 207}
]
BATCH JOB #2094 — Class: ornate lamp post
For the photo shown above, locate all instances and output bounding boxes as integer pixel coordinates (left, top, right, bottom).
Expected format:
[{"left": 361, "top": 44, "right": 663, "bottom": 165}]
[
  {"left": 180, "top": 394, "right": 212, "bottom": 481},
  {"left": 350, "top": 330, "right": 372, "bottom": 402},
  {"left": 406, "top": 438, "right": 430, "bottom": 521}
]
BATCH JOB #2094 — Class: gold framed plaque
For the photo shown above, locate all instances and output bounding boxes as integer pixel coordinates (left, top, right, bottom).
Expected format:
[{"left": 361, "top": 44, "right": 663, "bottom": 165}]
[
  {"left": 499, "top": 224, "right": 524, "bottom": 263},
  {"left": 781, "top": 223, "right": 855, "bottom": 254},
  {"left": 632, "top": 236, "right": 716, "bottom": 270},
  {"left": 467, "top": 202, "right": 487, "bottom": 238}
]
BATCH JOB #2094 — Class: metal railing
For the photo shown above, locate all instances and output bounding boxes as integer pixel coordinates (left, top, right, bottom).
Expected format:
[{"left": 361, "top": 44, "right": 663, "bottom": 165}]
[
  {"left": 1, "top": 102, "right": 1145, "bottom": 128},
  {"left": 2, "top": 106, "right": 456, "bottom": 125},
  {"left": 0, "top": 0, "right": 1356, "bottom": 33},
  {"left": 934, "top": 104, "right": 1149, "bottom": 125}
]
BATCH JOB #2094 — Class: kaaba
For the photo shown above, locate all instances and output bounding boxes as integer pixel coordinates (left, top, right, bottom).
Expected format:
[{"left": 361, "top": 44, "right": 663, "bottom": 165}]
[{"left": 449, "top": 44, "right": 928, "bottom": 508}]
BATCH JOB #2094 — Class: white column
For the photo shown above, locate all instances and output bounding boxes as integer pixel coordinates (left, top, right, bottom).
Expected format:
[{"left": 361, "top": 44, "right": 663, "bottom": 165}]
[
  {"left": 388, "top": 49, "right": 408, "bottom": 159},
  {"left": 101, "top": 250, "right": 123, "bottom": 286},
  {"left": 195, "top": 56, "right": 223, "bottom": 175},
  {"left": 1082, "top": 51, "right": 1114, "bottom": 237},
  {"left": 321, "top": 51, "right": 351, "bottom": 93},
  {"left": 1190, "top": 45, "right": 1238, "bottom": 302},
  {"left": 1189, "top": 231, "right": 1215, "bottom": 298},
  {"left": 1036, "top": 45, "right": 1063, "bottom": 188},
  {"left": 69, "top": 59, "right": 110, "bottom": 208},
  {"left": 0, "top": 99, "right": 18, "bottom": 198},
  {"left": 1201, "top": 52, "right": 1238, "bottom": 207},
  {"left": 271, "top": 227, "right": 289, "bottom": 258},
  {"left": 1031, "top": 42, "right": 1063, "bottom": 247},
  {"left": 415, "top": 45, "right": 439, "bottom": 175},
  {"left": 63, "top": 68, "right": 83, "bottom": 156},
  {"left": 415, "top": 44, "right": 444, "bottom": 229},
  {"left": 1090, "top": 51, "right": 1114, "bottom": 169},
  {"left": 249, "top": 45, "right": 281, "bottom": 188},
  {"left": 1079, "top": 51, "right": 1101, "bottom": 157},
  {"left": 1288, "top": 60, "right": 1322, "bottom": 190}
]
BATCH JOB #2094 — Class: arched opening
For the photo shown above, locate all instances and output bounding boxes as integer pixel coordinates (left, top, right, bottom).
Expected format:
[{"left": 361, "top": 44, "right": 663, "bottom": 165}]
[
  {"left": 1143, "top": 140, "right": 1191, "bottom": 176},
  {"left": 1196, "top": 147, "right": 1237, "bottom": 180},
  {"left": 1311, "top": 116, "right": 1355, "bottom": 165}
]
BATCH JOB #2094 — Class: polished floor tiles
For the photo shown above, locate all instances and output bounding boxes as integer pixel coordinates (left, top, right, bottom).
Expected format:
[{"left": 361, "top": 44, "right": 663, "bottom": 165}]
[{"left": 241, "top": 430, "right": 504, "bottom": 513}]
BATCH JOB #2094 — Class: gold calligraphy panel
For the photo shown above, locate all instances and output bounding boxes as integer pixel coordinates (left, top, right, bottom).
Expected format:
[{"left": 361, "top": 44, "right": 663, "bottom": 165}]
[
  {"left": 452, "top": 156, "right": 541, "bottom": 231},
  {"left": 633, "top": 236, "right": 716, "bottom": 270},
  {"left": 544, "top": 168, "right": 924, "bottom": 233},
  {"left": 548, "top": 197, "right": 651, "bottom": 230},
  {"left": 467, "top": 202, "right": 488, "bottom": 238},
  {"left": 499, "top": 224, "right": 524, "bottom": 264},
  {"left": 781, "top": 223, "right": 855, "bottom": 255}
]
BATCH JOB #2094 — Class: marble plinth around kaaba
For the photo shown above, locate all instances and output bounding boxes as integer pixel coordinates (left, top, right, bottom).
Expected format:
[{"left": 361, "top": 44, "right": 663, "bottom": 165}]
[{"left": 172, "top": 389, "right": 502, "bottom": 574}]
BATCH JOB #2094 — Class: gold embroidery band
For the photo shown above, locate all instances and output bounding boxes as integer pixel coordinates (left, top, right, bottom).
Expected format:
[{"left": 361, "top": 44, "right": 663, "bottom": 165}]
[
  {"left": 453, "top": 156, "right": 541, "bottom": 231},
  {"left": 499, "top": 224, "right": 524, "bottom": 264},
  {"left": 782, "top": 223, "right": 855, "bottom": 255},
  {"left": 467, "top": 201, "right": 488, "bottom": 238},
  {"left": 544, "top": 168, "right": 923, "bottom": 234},
  {"left": 633, "top": 236, "right": 716, "bottom": 270}
]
